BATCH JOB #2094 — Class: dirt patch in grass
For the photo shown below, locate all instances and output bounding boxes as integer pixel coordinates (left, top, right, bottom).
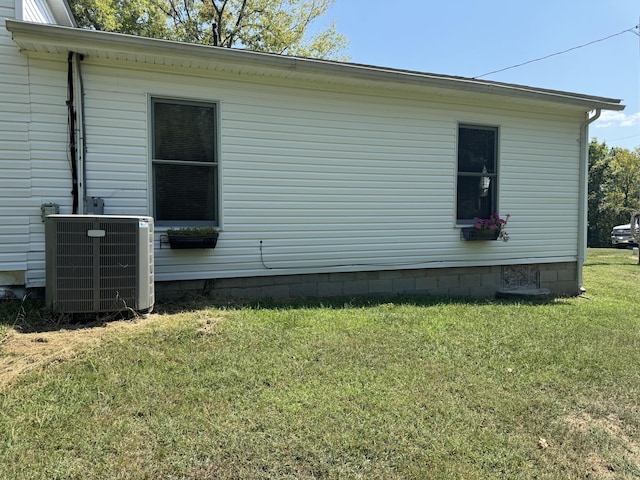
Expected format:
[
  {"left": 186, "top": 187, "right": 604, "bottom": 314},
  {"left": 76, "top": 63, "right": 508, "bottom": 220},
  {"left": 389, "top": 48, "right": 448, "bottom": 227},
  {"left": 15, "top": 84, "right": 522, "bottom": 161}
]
[
  {"left": 0, "top": 316, "right": 166, "bottom": 389},
  {"left": 565, "top": 412, "right": 640, "bottom": 478}
]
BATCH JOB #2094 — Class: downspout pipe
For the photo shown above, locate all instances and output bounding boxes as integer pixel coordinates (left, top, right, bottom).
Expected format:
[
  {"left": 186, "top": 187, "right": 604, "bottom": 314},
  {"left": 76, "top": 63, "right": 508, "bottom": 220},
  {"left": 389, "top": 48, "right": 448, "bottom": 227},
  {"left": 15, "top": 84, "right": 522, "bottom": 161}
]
[{"left": 578, "top": 108, "right": 601, "bottom": 292}]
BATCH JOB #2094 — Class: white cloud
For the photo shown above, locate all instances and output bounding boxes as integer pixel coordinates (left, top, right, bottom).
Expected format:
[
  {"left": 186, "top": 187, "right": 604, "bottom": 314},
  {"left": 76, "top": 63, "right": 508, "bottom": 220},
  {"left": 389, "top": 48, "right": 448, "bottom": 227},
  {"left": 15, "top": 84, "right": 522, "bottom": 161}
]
[{"left": 594, "top": 111, "right": 640, "bottom": 128}]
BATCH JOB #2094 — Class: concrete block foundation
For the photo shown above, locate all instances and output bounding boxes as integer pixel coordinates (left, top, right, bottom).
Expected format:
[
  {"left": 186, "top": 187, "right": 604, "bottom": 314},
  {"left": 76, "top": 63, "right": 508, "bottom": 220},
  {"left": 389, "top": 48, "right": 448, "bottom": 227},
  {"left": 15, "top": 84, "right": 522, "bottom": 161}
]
[{"left": 155, "top": 262, "right": 580, "bottom": 302}]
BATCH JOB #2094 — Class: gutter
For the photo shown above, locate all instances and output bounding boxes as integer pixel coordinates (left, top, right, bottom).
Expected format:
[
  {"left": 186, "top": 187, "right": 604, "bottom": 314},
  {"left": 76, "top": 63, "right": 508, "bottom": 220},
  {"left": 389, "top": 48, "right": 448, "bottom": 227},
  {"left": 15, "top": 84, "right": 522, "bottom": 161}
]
[
  {"left": 578, "top": 108, "right": 602, "bottom": 291},
  {"left": 6, "top": 20, "right": 625, "bottom": 112}
]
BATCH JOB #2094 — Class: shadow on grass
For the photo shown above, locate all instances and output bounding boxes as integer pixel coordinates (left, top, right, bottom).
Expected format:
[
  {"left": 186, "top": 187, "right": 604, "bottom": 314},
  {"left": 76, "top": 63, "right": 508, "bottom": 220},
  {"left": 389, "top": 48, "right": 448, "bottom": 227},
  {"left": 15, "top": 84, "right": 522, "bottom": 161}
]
[
  {"left": 154, "top": 291, "right": 562, "bottom": 314},
  {"left": 585, "top": 262, "right": 640, "bottom": 267},
  {"left": 0, "top": 295, "right": 137, "bottom": 334},
  {"left": 2, "top": 290, "right": 566, "bottom": 334}
]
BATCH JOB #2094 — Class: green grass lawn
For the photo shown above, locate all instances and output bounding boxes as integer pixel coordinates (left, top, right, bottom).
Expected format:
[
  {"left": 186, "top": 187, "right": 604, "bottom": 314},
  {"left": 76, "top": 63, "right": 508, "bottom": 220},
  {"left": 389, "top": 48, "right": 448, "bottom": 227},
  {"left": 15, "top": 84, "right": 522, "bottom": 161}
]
[{"left": 1, "top": 248, "right": 640, "bottom": 479}]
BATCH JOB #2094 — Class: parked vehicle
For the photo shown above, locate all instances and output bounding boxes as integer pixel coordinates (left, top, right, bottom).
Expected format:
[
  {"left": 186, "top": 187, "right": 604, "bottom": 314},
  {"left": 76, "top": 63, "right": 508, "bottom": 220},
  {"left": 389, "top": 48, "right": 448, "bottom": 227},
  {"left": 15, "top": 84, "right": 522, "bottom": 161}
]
[{"left": 611, "top": 223, "right": 637, "bottom": 247}]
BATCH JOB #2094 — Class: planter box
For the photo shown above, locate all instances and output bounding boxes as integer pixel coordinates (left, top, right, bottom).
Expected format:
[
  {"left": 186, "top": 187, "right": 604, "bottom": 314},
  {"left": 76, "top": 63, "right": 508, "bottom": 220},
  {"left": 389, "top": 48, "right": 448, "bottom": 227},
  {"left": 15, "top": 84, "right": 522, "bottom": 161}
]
[
  {"left": 167, "top": 233, "right": 219, "bottom": 249},
  {"left": 461, "top": 227, "right": 500, "bottom": 241}
]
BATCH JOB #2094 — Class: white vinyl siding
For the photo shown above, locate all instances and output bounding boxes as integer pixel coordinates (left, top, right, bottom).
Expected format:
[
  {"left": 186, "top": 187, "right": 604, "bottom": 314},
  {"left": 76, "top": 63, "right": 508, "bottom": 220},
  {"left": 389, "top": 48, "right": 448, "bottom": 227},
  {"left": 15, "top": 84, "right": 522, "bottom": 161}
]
[
  {"left": 0, "top": 6, "right": 30, "bottom": 276},
  {"left": 500, "top": 121, "right": 582, "bottom": 245},
  {"left": 24, "top": 58, "right": 72, "bottom": 286},
  {"left": 8, "top": 50, "right": 585, "bottom": 287},
  {"left": 23, "top": 0, "right": 56, "bottom": 23}
]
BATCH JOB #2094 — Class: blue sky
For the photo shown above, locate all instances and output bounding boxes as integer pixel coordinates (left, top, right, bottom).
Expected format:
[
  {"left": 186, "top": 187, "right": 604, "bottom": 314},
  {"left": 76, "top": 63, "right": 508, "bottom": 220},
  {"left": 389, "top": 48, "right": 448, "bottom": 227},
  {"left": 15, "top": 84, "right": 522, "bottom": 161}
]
[{"left": 323, "top": 0, "right": 640, "bottom": 151}]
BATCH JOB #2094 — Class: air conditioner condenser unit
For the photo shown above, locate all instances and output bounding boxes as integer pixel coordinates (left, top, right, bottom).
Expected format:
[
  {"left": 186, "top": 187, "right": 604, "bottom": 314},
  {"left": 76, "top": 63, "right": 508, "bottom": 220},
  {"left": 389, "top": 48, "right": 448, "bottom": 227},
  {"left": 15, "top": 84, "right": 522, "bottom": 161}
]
[{"left": 45, "top": 215, "right": 154, "bottom": 315}]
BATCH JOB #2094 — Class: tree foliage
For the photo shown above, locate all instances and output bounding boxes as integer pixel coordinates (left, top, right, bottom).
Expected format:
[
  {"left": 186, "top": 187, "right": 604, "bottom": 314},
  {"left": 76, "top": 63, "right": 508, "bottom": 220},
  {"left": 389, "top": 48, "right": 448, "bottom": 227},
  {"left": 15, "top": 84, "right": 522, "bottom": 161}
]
[
  {"left": 69, "top": 0, "right": 171, "bottom": 38},
  {"left": 68, "top": 0, "right": 349, "bottom": 60},
  {"left": 588, "top": 139, "right": 640, "bottom": 247}
]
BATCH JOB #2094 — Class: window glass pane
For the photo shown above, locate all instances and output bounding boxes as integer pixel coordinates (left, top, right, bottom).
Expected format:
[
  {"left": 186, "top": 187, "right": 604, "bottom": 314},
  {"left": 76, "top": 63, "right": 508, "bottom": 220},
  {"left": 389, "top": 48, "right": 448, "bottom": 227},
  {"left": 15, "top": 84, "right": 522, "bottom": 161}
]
[
  {"left": 457, "top": 125, "right": 498, "bottom": 222},
  {"left": 153, "top": 101, "right": 215, "bottom": 163},
  {"left": 154, "top": 163, "right": 216, "bottom": 222},
  {"left": 457, "top": 175, "right": 495, "bottom": 220},
  {"left": 458, "top": 127, "right": 496, "bottom": 173}
]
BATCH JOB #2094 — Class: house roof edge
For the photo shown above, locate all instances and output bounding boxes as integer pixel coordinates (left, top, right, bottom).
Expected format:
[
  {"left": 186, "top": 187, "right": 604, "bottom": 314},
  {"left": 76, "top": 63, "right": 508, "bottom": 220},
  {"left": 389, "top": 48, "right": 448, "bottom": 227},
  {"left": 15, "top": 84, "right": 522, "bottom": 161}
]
[
  {"left": 5, "top": 19, "right": 625, "bottom": 112},
  {"left": 42, "top": 0, "right": 76, "bottom": 27}
]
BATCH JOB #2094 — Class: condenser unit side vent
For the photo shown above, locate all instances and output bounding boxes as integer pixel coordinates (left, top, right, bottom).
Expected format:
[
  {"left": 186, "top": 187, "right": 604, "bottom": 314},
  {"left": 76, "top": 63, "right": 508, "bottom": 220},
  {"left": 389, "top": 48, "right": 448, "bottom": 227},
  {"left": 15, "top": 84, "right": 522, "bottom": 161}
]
[{"left": 45, "top": 215, "right": 154, "bottom": 315}]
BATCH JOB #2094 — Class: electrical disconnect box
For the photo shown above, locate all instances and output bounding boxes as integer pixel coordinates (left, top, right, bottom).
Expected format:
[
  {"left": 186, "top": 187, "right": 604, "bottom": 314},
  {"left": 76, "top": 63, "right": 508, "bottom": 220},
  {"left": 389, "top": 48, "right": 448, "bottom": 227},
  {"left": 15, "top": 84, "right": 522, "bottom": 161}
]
[
  {"left": 41, "top": 203, "right": 60, "bottom": 222},
  {"left": 84, "top": 197, "right": 105, "bottom": 215}
]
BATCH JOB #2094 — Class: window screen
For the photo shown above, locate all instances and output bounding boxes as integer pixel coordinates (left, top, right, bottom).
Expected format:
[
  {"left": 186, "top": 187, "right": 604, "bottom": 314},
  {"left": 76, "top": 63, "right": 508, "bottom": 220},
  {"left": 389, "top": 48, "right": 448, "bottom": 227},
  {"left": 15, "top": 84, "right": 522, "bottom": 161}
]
[{"left": 151, "top": 99, "right": 218, "bottom": 225}]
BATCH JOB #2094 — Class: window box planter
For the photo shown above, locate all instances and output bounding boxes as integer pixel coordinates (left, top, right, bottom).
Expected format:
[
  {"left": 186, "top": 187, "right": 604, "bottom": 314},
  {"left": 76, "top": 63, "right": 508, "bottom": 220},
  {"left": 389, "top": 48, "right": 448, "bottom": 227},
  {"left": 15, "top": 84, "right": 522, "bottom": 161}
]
[
  {"left": 461, "top": 214, "right": 510, "bottom": 242},
  {"left": 166, "top": 227, "right": 219, "bottom": 249},
  {"left": 461, "top": 227, "right": 500, "bottom": 241}
]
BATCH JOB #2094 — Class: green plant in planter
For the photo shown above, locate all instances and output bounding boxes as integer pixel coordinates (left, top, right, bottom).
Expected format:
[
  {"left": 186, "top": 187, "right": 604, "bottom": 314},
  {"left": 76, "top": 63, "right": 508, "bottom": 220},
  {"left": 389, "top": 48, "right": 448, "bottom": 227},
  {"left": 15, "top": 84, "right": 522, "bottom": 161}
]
[
  {"left": 166, "top": 226, "right": 219, "bottom": 249},
  {"left": 166, "top": 226, "right": 218, "bottom": 237}
]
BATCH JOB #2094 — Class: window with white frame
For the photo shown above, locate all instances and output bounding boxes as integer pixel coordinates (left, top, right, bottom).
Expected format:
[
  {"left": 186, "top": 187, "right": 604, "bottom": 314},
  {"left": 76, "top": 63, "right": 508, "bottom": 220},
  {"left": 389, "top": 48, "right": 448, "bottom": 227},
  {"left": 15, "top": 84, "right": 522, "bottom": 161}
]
[
  {"left": 456, "top": 124, "right": 498, "bottom": 223},
  {"left": 151, "top": 98, "right": 218, "bottom": 226}
]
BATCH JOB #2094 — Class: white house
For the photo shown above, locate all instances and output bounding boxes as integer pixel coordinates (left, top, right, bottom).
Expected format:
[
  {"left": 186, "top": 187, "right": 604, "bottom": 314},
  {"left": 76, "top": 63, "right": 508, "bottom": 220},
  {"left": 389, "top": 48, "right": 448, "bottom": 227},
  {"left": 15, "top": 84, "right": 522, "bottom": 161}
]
[{"left": 0, "top": 0, "right": 625, "bottom": 303}]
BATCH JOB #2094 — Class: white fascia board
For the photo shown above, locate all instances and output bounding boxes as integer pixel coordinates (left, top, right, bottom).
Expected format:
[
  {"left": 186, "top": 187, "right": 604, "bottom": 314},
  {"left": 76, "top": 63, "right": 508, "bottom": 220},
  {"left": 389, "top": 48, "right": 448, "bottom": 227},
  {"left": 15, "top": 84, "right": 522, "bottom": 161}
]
[
  {"left": 5, "top": 19, "right": 624, "bottom": 113},
  {"left": 46, "top": 0, "right": 75, "bottom": 26}
]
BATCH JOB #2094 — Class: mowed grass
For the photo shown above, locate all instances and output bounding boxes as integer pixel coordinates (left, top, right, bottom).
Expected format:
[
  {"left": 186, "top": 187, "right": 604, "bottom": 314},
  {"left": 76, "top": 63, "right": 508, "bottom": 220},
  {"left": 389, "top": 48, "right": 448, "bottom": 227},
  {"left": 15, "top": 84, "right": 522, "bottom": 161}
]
[{"left": 1, "top": 248, "right": 640, "bottom": 479}]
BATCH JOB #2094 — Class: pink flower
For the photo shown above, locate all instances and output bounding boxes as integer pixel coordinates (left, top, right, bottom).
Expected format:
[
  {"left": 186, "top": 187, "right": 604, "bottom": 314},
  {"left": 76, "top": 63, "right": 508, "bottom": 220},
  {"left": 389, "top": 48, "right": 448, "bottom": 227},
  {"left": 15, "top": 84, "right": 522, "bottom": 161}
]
[{"left": 472, "top": 213, "right": 510, "bottom": 241}]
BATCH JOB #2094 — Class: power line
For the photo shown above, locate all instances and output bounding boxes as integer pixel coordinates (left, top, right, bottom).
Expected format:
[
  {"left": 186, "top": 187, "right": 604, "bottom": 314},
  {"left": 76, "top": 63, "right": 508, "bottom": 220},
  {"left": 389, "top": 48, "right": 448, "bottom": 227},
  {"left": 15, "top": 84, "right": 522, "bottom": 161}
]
[{"left": 474, "top": 24, "right": 639, "bottom": 79}]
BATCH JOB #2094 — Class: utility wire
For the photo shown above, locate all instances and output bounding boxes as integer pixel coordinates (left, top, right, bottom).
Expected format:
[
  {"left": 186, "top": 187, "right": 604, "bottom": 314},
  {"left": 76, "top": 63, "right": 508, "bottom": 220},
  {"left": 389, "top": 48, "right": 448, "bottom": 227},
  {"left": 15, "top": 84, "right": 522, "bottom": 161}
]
[{"left": 474, "top": 24, "right": 640, "bottom": 79}]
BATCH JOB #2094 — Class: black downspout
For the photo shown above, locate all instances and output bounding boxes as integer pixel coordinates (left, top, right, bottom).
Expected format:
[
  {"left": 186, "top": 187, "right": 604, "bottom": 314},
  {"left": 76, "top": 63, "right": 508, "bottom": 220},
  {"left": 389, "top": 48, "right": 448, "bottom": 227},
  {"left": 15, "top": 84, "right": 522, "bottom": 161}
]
[{"left": 67, "top": 52, "right": 79, "bottom": 214}]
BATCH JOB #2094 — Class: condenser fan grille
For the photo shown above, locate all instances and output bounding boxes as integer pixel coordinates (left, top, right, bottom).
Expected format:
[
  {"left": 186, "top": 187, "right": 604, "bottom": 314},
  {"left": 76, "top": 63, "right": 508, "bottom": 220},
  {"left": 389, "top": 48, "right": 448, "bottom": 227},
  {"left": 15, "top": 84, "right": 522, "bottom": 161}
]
[
  {"left": 46, "top": 215, "right": 154, "bottom": 315},
  {"left": 55, "top": 220, "right": 95, "bottom": 313},
  {"left": 97, "top": 221, "right": 138, "bottom": 311}
]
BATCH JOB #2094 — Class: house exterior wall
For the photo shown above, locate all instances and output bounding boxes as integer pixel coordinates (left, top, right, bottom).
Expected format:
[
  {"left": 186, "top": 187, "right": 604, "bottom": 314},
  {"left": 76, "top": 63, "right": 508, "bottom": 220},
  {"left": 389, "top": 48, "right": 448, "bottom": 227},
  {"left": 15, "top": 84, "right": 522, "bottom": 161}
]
[
  {"left": 24, "top": 57, "right": 69, "bottom": 287},
  {"left": 15, "top": 53, "right": 586, "bottom": 297},
  {"left": 0, "top": 3, "right": 30, "bottom": 285}
]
